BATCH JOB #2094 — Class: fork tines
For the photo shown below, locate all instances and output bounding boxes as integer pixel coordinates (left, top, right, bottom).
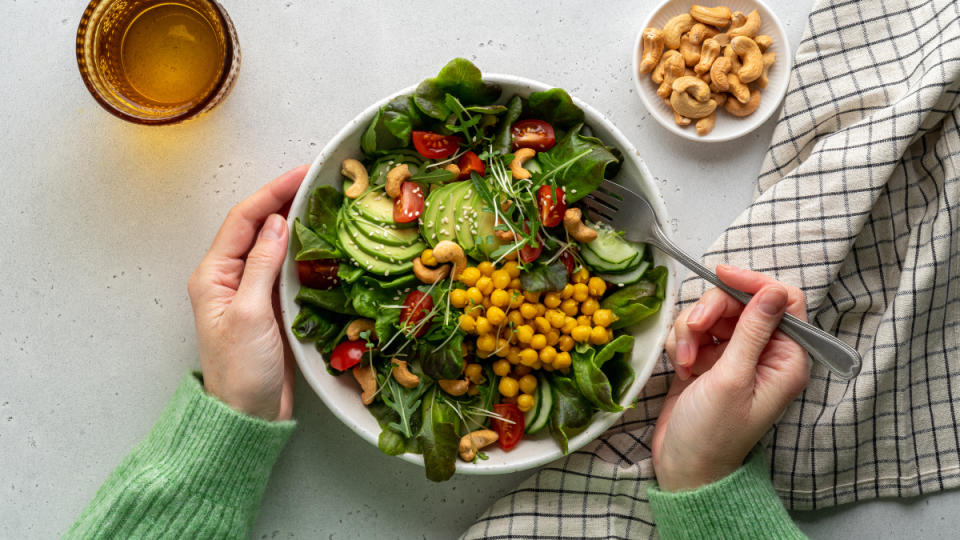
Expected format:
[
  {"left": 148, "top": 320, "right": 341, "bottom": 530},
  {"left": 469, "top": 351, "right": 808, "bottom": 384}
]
[{"left": 581, "top": 180, "right": 632, "bottom": 226}]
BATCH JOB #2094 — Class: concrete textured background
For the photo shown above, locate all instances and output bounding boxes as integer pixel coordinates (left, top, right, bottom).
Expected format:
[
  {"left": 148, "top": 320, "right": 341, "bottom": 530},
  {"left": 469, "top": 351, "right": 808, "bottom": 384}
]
[{"left": 1, "top": 0, "right": 957, "bottom": 538}]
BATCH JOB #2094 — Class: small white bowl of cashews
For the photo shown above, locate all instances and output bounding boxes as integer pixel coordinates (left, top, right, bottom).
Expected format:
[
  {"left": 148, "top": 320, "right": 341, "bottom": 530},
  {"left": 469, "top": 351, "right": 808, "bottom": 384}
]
[{"left": 632, "top": 0, "right": 790, "bottom": 142}]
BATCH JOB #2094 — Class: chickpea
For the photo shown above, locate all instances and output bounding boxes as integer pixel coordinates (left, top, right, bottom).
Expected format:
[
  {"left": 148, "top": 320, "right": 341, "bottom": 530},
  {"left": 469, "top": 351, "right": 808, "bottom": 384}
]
[
  {"left": 577, "top": 315, "right": 592, "bottom": 327},
  {"left": 539, "top": 346, "right": 557, "bottom": 364},
  {"left": 523, "top": 291, "right": 541, "bottom": 303},
  {"left": 476, "top": 276, "right": 494, "bottom": 295},
  {"left": 513, "top": 365, "right": 532, "bottom": 377},
  {"left": 518, "top": 348, "right": 538, "bottom": 366},
  {"left": 486, "top": 306, "right": 506, "bottom": 326},
  {"left": 519, "top": 374, "right": 538, "bottom": 394},
  {"left": 490, "top": 289, "right": 510, "bottom": 308},
  {"left": 466, "top": 287, "right": 483, "bottom": 306},
  {"left": 543, "top": 292, "right": 562, "bottom": 308},
  {"left": 519, "top": 302, "right": 538, "bottom": 319},
  {"left": 593, "top": 309, "right": 616, "bottom": 328},
  {"left": 572, "top": 282, "right": 590, "bottom": 302},
  {"left": 554, "top": 351, "right": 572, "bottom": 369},
  {"left": 573, "top": 268, "right": 590, "bottom": 284},
  {"left": 515, "top": 324, "right": 534, "bottom": 344},
  {"left": 557, "top": 335, "right": 575, "bottom": 352},
  {"left": 491, "top": 270, "right": 511, "bottom": 289},
  {"left": 571, "top": 325, "right": 591, "bottom": 343},
  {"left": 587, "top": 276, "right": 607, "bottom": 297},
  {"left": 517, "top": 394, "right": 535, "bottom": 412},
  {"left": 477, "top": 261, "right": 495, "bottom": 277},
  {"left": 509, "top": 278, "right": 523, "bottom": 290},
  {"left": 506, "top": 346, "right": 522, "bottom": 365},
  {"left": 530, "top": 334, "right": 547, "bottom": 350},
  {"left": 459, "top": 314, "right": 477, "bottom": 333},
  {"left": 495, "top": 337, "right": 510, "bottom": 357},
  {"left": 507, "top": 310, "right": 524, "bottom": 328},
  {"left": 503, "top": 261, "right": 521, "bottom": 278},
  {"left": 581, "top": 298, "right": 599, "bottom": 316},
  {"left": 546, "top": 309, "right": 566, "bottom": 329},
  {"left": 560, "top": 283, "right": 575, "bottom": 299},
  {"left": 533, "top": 316, "right": 551, "bottom": 334},
  {"left": 536, "top": 304, "right": 546, "bottom": 316},
  {"left": 475, "top": 316, "right": 493, "bottom": 336},
  {"left": 465, "top": 363, "right": 485, "bottom": 383},
  {"left": 562, "top": 317, "right": 578, "bottom": 334},
  {"left": 589, "top": 325, "right": 609, "bottom": 345},
  {"left": 546, "top": 330, "right": 560, "bottom": 346},
  {"left": 420, "top": 248, "right": 438, "bottom": 266},
  {"left": 450, "top": 289, "right": 468, "bottom": 308},
  {"left": 560, "top": 298, "right": 579, "bottom": 317},
  {"left": 499, "top": 376, "right": 519, "bottom": 397},
  {"left": 476, "top": 334, "right": 497, "bottom": 351},
  {"left": 508, "top": 290, "right": 524, "bottom": 308},
  {"left": 459, "top": 267, "right": 481, "bottom": 287}
]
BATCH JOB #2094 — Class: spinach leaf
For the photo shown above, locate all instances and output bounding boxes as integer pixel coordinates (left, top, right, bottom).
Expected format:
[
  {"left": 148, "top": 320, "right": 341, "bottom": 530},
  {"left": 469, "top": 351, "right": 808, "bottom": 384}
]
[
  {"left": 465, "top": 104, "right": 508, "bottom": 115},
  {"left": 572, "top": 335, "right": 635, "bottom": 412},
  {"left": 306, "top": 185, "right": 342, "bottom": 242},
  {"left": 462, "top": 364, "right": 498, "bottom": 430},
  {"left": 604, "top": 355, "right": 635, "bottom": 404},
  {"left": 418, "top": 387, "right": 461, "bottom": 482},
  {"left": 527, "top": 88, "right": 585, "bottom": 129},
  {"left": 369, "top": 402, "right": 420, "bottom": 456},
  {"left": 537, "top": 125, "right": 619, "bottom": 203},
  {"left": 350, "top": 275, "right": 412, "bottom": 344},
  {"left": 493, "top": 95, "right": 523, "bottom": 154},
  {"left": 361, "top": 95, "right": 426, "bottom": 155},
  {"left": 290, "top": 305, "right": 341, "bottom": 346},
  {"left": 418, "top": 330, "right": 465, "bottom": 381},
  {"left": 548, "top": 374, "right": 594, "bottom": 454},
  {"left": 520, "top": 259, "right": 568, "bottom": 292},
  {"left": 296, "top": 286, "right": 358, "bottom": 316},
  {"left": 337, "top": 264, "right": 364, "bottom": 284},
  {"left": 600, "top": 267, "right": 668, "bottom": 329},
  {"left": 414, "top": 58, "right": 501, "bottom": 119},
  {"left": 293, "top": 218, "right": 340, "bottom": 260}
]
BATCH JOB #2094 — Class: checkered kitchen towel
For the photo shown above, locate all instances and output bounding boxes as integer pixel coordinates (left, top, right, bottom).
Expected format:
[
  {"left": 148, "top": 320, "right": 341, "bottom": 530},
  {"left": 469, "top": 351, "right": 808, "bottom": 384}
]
[{"left": 463, "top": 0, "right": 960, "bottom": 537}]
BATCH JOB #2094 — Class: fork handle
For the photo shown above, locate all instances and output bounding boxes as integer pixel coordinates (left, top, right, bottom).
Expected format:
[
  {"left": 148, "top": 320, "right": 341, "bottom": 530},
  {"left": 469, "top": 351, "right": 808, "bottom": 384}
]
[{"left": 650, "top": 230, "right": 862, "bottom": 380}]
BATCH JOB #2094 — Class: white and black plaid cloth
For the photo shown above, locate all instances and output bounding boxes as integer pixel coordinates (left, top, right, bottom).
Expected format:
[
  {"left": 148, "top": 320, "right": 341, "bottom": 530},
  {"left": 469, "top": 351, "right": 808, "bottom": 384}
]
[{"left": 463, "top": 0, "right": 960, "bottom": 537}]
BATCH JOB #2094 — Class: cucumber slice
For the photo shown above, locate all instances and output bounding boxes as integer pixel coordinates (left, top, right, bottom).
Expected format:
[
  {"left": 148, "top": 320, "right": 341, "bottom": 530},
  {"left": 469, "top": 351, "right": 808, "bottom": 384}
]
[
  {"left": 582, "top": 246, "right": 640, "bottom": 273},
  {"left": 523, "top": 385, "right": 541, "bottom": 430},
  {"left": 584, "top": 228, "right": 644, "bottom": 265},
  {"left": 526, "top": 374, "right": 552, "bottom": 434},
  {"left": 597, "top": 261, "right": 651, "bottom": 286}
]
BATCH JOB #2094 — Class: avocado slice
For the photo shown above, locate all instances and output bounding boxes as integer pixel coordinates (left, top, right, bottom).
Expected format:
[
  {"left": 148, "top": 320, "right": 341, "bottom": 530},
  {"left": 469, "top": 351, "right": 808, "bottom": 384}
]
[
  {"left": 352, "top": 190, "right": 414, "bottom": 228},
  {"left": 471, "top": 190, "right": 509, "bottom": 259},
  {"left": 454, "top": 183, "right": 478, "bottom": 255},
  {"left": 422, "top": 183, "right": 455, "bottom": 247},
  {"left": 345, "top": 219, "right": 426, "bottom": 263},
  {"left": 337, "top": 222, "right": 413, "bottom": 276},
  {"left": 352, "top": 217, "right": 421, "bottom": 247},
  {"left": 435, "top": 182, "right": 468, "bottom": 245}
]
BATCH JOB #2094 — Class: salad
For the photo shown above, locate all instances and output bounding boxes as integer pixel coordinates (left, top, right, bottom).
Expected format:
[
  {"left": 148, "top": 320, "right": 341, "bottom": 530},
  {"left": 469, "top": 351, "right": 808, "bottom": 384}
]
[{"left": 291, "top": 59, "right": 667, "bottom": 481}]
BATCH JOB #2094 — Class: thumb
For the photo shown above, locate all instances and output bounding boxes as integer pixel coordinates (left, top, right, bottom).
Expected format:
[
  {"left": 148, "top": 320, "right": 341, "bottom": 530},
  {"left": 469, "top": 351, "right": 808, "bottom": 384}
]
[
  {"left": 236, "top": 213, "right": 288, "bottom": 303},
  {"left": 720, "top": 285, "right": 788, "bottom": 376}
]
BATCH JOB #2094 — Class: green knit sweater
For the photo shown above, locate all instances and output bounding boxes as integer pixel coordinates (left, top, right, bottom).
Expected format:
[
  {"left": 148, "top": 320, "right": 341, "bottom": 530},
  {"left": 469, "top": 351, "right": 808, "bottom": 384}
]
[{"left": 66, "top": 373, "right": 803, "bottom": 539}]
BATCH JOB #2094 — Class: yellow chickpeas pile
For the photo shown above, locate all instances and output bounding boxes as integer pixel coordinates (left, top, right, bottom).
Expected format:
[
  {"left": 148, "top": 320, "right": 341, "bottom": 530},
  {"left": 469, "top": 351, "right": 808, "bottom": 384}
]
[{"left": 450, "top": 262, "right": 618, "bottom": 412}]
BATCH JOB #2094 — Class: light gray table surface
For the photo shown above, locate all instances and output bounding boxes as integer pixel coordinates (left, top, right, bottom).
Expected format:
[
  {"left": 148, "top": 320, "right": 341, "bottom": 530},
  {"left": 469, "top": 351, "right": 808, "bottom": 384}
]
[{"left": 2, "top": 1, "right": 958, "bottom": 538}]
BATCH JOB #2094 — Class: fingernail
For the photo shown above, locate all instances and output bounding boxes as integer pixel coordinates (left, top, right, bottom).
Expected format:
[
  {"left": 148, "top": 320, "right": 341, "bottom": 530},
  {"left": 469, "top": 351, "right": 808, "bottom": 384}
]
[
  {"left": 261, "top": 214, "right": 284, "bottom": 240},
  {"left": 676, "top": 365, "right": 690, "bottom": 380},
  {"left": 688, "top": 304, "right": 705, "bottom": 326},
  {"left": 676, "top": 338, "right": 693, "bottom": 367},
  {"left": 758, "top": 286, "right": 787, "bottom": 315}
]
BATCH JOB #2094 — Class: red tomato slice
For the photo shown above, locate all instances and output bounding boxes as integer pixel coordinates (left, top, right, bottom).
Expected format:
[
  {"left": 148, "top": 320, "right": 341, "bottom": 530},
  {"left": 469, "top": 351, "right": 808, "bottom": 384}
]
[
  {"left": 492, "top": 403, "right": 525, "bottom": 450},
  {"left": 400, "top": 290, "right": 435, "bottom": 337},
  {"left": 516, "top": 223, "right": 542, "bottom": 263},
  {"left": 511, "top": 119, "right": 556, "bottom": 152},
  {"left": 297, "top": 260, "right": 340, "bottom": 289},
  {"left": 560, "top": 251, "right": 576, "bottom": 277},
  {"left": 537, "top": 185, "right": 567, "bottom": 227},
  {"left": 457, "top": 151, "right": 485, "bottom": 180},
  {"left": 393, "top": 182, "right": 425, "bottom": 223},
  {"left": 412, "top": 131, "right": 461, "bottom": 159},
  {"left": 329, "top": 339, "right": 369, "bottom": 371}
]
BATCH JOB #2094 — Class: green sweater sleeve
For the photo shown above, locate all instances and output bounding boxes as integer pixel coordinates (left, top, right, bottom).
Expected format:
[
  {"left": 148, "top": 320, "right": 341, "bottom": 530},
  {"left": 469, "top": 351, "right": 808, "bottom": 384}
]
[
  {"left": 648, "top": 450, "right": 807, "bottom": 540},
  {"left": 65, "top": 373, "right": 296, "bottom": 540}
]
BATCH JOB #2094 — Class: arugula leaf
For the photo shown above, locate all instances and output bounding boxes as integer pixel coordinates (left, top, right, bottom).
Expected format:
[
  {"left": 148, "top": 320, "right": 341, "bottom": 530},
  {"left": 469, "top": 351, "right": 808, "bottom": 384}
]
[
  {"left": 537, "top": 124, "right": 619, "bottom": 203},
  {"left": 369, "top": 401, "right": 421, "bottom": 456},
  {"left": 548, "top": 374, "right": 594, "bottom": 453},
  {"left": 296, "top": 286, "right": 358, "bottom": 316},
  {"left": 306, "top": 185, "right": 343, "bottom": 242},
  {"left": 493, "top": 95, "right": 523, "bottom": 155},
  {"left": 599, "top": 267, "right": 667, "bottom": 329},
  {"left": 571, "top": 335, "right": 634, "bottom": 412},
  {"left": 414, "top": 58, "right": 501, "bottom": 119},
  {"left": 527, "top": 88, "right": 585, "bottom": 129},
  {"left": 380, "top": 373, "right": 427, "bottom": 438},
  {"left": 418, "top": 387, "right": 461, "bottom": 482},
  {"left": 520, "top": 260, "right": 568, "bottom": 292},
  {"left": 293, "top": 218, "right": 340, "bottom": 260}
]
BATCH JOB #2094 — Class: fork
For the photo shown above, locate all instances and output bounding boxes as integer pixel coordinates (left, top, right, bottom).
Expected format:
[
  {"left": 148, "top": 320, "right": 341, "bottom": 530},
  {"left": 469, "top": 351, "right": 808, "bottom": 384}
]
[{"left": 581, "top": 179, "right": 862, "bottom": 380}]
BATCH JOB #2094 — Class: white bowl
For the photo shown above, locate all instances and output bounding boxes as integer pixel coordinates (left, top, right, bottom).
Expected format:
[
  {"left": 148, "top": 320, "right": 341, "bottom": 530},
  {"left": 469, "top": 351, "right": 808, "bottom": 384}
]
[
  {"left": 632, "top": 0, "right": 790, "bottom": 142},
  {"left": 280, "top": 74, "right": 679, "bottom": 476}
]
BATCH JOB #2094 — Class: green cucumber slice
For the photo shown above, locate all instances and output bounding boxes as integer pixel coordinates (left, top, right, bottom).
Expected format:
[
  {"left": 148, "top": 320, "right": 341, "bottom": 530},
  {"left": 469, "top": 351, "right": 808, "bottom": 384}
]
[
  {"left": 584, "top": 228, "right": 644, "bottom": 265},
  {"left": 582, "top": 246, "right": 640, "bottom": 273},
  {"left": 526, "top": 374, "right": 552, "bottom": 434},
  {"left": 597, "top": 261, "right": 651, "bottom": 286}
]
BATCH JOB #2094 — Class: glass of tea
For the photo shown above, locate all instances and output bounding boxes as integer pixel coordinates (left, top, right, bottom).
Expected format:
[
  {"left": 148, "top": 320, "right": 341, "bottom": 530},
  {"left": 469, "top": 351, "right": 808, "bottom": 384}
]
[{"left": 76, "top": 0, "right": 240, "bottom": 125}]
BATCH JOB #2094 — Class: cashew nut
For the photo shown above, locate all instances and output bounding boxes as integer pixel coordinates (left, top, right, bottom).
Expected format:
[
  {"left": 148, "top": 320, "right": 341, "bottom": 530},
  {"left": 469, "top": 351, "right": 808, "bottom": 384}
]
[
  {"left": 709, "top": 56, "right": 732, "bottom": 92},
  {"left": 755, "top": 34, "right": 773, "bottom": 52},
  {"left": 722, "top": 44, "right": 741, "bottom": 73},
  {"left": 757, "top": 51, "right": 776, "bottom": 89},
  {"left": 413, "top": 256, "right": 450, "bottom": 284},
  {"left": 443, "top": 163, "right": 461, "bottom": 178},
  {"left": 432, "top": 240, "right": 467, "bottom": 279},
  {"left": 651, "top": 50, "right": 681, "bottom": 84},
  {"left": 712, "top": 32, "right": 730, "bottom": 47},
  {"left": 688, "top": 23, "right": 718, "bottom": 45},
  {"left": 711, "top": 92, "right": 728, "bottom": 107},
  {"left": 390, "top": 359, "right": 420, "bottom": 389},
  {"left": 438, "top": 378, "right": 470, "bottom": 397},
  {"left": 341, "top": 159, "right": 369, "bottom": 199},
  {"left": 346, "top": 318, "right": 375, "bottom": 341},
  {"left": 663, "top": 13, "right": 694, "bottom": 50},
  {"left": 385, "top": 163, "right": 411, "bottom": 199},
  {"left": 638, "top": 27, "right": 665, "bottom": 74},
  {"left": 458, "top": 429, "right": 499, "bottom": 462},
  {"left": 656, "top": 53, "right": 685, "bottom": 100},
  {"left": 670, "top": 91, "right": 717, "bottom": 119},
  {"left": 352, "top": 364, "right": 376, "bottom": 406},
  {"left": 563, "top": 208, "right": 598, "bottom": 243},
  {"left": 694, "top": 37, "right": 721, "bottom": 74},
  {"left": 672, "top": 76, "right": 712, "bottom": 102},
  {"left": 696, "top": 111, "right": 716, "bottom": 136},
  {"left": 728, "top": 10, "right": 761, "bottom": 38},
  {"left": 724, "top": 88, "right": 762, "bottom": 116},
  {"left": 494, "top": 229, "right": 515, "bottom": 241},
  {"left": 679, "top": 33, "right": 700, "bottom": 67},
  {"left": 690, "top": 5, "right": 732, "bottom": 28},
  {"left": 674, "top": 110, "right": 691, "bottom": 126},
  {"left": 727, "top": 73, "right": 750, "bottom": 104},
  {"left": 510, "top": 148, "right": 536, "bottom": 180},
  {"left": 731, "top": 36, "right": 763, "bottom": 84}
]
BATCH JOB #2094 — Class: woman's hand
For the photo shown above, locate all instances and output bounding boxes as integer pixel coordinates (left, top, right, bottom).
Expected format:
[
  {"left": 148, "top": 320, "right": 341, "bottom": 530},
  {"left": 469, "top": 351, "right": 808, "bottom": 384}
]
[
  {"left": 187, "top": 166, "right": 308, "bottom": 422},
  {"left": 651, "top": 265, "right": 810, "bottom": 492}
]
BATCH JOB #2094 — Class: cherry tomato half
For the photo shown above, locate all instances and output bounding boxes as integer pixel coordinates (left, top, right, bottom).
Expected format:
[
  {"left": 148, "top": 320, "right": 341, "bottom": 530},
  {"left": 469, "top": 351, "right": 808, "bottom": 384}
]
[
  {"left": 492, "top": 403, "right": 525, "bottom": 450},
  {"left": 297, "top": 260, "right": 340, "bottom": 289},
  {"left": 400, "top": 290, "right": 435, "bottom": 337},
  {"left": 560, "top": 251, "right": 576, "bottom": 277},
  {"left": 537, "top": 185, "right": 567, "bottom": 227},
  {"left": 393, "top": 181, "right": 425, "bottom": 223},
  {"left": 511, "top": 119, "right": 556, "bottom": 152},
  {"left": 457, "top": 151, "right": 485, "bottom": 180},
  {"left": 517, "top": 223, "right": 543, "bottom": 264},
  {"left": 329, "top": 339, "right": 369, "bottom": 371},
  {"left": 412, "top": 131, "right": 461, "bottom": 159}
]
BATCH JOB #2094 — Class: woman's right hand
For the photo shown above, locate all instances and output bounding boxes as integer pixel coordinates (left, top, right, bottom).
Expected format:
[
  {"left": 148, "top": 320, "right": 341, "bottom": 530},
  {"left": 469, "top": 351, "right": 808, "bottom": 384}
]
[{"left": 650, "top": 265, "right": 811, "bottom": 492}]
